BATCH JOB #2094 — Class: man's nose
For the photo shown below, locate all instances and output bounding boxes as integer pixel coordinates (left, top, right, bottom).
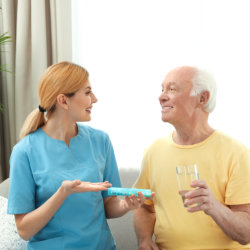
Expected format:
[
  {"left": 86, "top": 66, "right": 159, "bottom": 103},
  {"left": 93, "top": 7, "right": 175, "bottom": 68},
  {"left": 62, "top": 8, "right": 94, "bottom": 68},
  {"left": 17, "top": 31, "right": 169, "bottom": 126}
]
[{"left": 159, "top": 91, "right": 169, "bottom": 102}]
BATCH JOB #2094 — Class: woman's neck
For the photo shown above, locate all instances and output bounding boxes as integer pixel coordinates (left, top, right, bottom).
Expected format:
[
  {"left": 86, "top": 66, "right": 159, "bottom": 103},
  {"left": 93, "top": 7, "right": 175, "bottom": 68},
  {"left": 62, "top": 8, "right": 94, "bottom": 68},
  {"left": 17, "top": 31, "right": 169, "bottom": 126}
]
[{"left": 42, "top": 115, "right": 78, "bottom": 146}]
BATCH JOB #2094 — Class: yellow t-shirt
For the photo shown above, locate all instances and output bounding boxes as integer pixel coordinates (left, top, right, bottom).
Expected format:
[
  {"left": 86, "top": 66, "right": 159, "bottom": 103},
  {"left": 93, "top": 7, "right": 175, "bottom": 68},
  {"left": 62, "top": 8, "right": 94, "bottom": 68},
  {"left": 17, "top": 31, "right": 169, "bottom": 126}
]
[{"left": 134, "top": 130, "right": 250, "bottom": 250}]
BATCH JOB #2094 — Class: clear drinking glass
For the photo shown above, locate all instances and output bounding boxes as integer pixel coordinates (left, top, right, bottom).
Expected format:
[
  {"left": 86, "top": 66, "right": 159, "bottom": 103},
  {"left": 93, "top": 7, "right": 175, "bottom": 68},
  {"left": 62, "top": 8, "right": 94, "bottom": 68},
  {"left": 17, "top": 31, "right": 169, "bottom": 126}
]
[{"left": 176, "top": 164, "right": 199, "bottom": 207}]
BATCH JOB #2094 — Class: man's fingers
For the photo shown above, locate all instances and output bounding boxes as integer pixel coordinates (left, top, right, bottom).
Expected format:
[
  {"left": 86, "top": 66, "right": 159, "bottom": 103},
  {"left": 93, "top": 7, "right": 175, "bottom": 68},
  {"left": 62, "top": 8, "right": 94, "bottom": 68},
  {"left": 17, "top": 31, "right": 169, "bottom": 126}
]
[
  {"left": 187, "top": 203, "right": 206, "bottom": 213},
  {"left": 190, "top": 179, "right": 208, "bottom": 189},
  {"left": 185, "top": 196, "right": 208, "bottom": 206},
  {"left": 185, "top": 188, "right": 209, "bottom": 199}
]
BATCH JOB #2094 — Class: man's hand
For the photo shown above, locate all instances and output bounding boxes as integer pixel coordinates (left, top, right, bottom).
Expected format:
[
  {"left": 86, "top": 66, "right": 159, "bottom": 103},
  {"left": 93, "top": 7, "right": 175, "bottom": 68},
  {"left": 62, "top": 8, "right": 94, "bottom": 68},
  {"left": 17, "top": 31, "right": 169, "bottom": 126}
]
[
  {"left": 138, "top": 239, "right": 160, "bottom": 250},
  {"left": 184, "top": 179, "right": 220, "bottom": 215},
  {"left": 61, "top": 180, "right": 112, "bottom": 195},
  {"left": 184, "top": 179, "right": 250, "bottom": 244},
  {"left": 124, "top": 192, "right": 155, "bottom": 210}
]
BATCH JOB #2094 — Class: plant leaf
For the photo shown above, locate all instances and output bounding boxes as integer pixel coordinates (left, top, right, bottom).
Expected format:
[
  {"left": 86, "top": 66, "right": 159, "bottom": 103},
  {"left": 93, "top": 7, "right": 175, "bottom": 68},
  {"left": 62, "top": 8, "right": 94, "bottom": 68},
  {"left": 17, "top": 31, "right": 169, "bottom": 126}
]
[
  {"left": 0, "top": 32, "right": 12, "bottom": 46},
  {"left": 0, "top": 64, "right": 13, "bottom": 73}
]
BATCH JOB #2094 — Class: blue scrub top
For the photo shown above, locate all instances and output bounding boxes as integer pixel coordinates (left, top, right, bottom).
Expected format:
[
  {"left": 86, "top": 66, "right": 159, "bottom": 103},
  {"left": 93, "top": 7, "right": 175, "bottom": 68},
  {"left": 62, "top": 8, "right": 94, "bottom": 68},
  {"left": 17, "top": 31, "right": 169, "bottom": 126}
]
[{"left": 8, "top": 124, "right": 121, "bottom": 250}]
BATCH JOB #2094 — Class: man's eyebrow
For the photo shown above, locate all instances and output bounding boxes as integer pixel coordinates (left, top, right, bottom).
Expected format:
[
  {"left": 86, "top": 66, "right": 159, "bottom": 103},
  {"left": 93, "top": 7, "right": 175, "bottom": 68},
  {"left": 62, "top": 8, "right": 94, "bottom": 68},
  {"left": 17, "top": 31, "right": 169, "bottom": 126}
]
[
  {"left": 168, "top": 82, "right": 177, "bottom": 85},
  {"left": 85, "top": 86, "right": 91, "bottom": 90},
  {"left": 162, "top": 81, "right": 176, "bottom": 87}
]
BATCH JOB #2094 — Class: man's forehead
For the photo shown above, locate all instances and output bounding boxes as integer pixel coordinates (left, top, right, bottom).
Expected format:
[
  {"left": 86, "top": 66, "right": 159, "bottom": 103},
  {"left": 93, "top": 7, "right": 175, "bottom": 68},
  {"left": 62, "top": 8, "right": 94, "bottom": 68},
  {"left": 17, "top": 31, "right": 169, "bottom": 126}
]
[{"left": 163, "top": 66, "right": 196, "bottom": 85}]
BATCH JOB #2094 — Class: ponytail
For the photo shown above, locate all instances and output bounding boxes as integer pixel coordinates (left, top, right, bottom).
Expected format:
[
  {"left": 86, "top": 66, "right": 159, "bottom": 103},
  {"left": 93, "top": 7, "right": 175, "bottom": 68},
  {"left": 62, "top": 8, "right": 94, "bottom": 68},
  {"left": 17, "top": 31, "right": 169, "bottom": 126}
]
[{"left": 19, "top": 108, "right": 46, "bottom": 139}]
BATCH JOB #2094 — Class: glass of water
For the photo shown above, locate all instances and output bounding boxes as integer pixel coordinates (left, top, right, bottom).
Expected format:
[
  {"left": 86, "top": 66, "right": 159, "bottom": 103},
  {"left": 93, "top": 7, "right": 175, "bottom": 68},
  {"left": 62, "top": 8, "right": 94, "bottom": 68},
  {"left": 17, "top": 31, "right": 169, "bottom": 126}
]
[{"left": 176, "top": 164, "right": 199, "bottom": 207}]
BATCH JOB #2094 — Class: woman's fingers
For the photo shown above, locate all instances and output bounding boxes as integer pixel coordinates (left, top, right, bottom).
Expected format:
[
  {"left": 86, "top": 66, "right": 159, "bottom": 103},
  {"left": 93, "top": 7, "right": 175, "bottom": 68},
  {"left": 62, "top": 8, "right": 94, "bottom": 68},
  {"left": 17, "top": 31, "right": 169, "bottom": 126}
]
[
  {"left": 72, "top": 179, "right": 81, "bottom": 187},
  {"left": 149, "top": 192, "right": 155, "bottom": 200},
  {"left": 81, "top": 182, "right": 110, "bottom": 192},
  {"left": 92, "top": 181, "right": 112, "bottom": 188},
  {"left": 62, "top": 180, "right": 113, "bottom": 193},
  {"left": 124, "top": 192, "right": 147, "bottom": 209}
]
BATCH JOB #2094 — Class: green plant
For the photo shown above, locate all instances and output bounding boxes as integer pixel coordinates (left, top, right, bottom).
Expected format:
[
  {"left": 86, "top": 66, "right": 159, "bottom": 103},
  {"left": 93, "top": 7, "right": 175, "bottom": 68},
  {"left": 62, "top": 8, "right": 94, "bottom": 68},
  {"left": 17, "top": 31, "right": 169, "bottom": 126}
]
[
  {"left": 0, "top": 32, "right": 12, "bottom": 71},
  {"left": 0, "top": 32, "right": 12, "bottom": 111}
]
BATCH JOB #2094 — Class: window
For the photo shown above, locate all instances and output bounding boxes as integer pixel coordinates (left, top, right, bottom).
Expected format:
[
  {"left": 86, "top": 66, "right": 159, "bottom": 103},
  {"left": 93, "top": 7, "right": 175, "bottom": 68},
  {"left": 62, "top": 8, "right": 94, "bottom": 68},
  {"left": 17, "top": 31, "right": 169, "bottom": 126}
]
[{"left": 72, "top": 0, "right": 250, "bottom": 169}]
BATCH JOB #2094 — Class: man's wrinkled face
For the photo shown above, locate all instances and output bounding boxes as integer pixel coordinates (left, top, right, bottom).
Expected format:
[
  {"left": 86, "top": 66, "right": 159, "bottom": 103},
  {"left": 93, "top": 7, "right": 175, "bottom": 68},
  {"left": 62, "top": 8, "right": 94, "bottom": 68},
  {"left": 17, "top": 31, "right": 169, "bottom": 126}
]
[{"left": 159, "top": 67, "right": 198, "bottom": 125}]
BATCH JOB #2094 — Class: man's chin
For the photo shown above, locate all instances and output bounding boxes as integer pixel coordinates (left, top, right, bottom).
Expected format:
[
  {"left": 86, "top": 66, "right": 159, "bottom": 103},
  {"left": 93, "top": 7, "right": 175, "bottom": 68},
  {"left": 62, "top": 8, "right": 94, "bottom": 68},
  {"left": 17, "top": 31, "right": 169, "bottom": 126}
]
[{"left": 161, "top": 116, "right": 170, "bottom": 123}]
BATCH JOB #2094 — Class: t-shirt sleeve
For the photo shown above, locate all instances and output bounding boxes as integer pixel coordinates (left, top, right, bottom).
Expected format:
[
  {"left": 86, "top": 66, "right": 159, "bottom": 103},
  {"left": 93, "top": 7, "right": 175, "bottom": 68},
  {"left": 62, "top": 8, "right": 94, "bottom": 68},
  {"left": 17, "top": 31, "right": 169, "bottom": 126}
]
[
  {"left": 7, "top": 143, "right": 36, "bottom": 214},
  {"left": 133, "top": 149, "right": 153, "bottom": 205},
  {"left": 225, "top": 147, "right": 250, "bottom": 205},
  {"left": 102, "top": 135, "right": 121, "bottom": 198},
  {"left": 133, "top": 151, "right": 150, "bottom": 190}
]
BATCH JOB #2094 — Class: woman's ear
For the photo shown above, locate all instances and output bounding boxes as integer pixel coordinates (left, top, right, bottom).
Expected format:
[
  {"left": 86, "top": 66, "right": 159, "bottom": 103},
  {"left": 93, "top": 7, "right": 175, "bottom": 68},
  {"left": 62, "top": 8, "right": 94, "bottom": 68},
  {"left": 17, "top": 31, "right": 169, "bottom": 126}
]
[
  {"left": 199, "top": 91, "right": 210, "bottom": 107},
  {"left": 56, "top": 94, "right": 69, "bottom": 110}
]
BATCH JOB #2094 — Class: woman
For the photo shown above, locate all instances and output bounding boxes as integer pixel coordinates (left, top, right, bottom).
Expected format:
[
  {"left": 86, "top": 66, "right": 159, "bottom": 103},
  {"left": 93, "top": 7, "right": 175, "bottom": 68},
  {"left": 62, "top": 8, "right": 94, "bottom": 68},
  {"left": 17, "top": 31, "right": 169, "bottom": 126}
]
[{"left": 7, "top": 62, "right": 146, "bottom": 250}]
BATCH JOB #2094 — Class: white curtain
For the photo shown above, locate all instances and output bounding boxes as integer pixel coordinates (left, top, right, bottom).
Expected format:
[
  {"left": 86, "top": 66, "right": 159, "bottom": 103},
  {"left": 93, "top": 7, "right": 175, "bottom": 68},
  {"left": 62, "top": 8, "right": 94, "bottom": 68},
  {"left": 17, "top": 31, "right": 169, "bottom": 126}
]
[{"left": 0, "top": 0, "right": 72, "bottom": 181}]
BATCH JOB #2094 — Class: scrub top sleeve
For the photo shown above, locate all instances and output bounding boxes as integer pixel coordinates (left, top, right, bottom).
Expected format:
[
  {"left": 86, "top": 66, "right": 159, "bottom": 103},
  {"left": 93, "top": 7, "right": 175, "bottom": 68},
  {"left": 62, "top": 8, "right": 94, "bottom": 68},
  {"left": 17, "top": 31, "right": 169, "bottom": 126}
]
[
  {"left": 7, "top": 144, "right": 36, "bottom": 214},
  {"left": 102, "top": 135, "right": 121, "bottom": 198}
]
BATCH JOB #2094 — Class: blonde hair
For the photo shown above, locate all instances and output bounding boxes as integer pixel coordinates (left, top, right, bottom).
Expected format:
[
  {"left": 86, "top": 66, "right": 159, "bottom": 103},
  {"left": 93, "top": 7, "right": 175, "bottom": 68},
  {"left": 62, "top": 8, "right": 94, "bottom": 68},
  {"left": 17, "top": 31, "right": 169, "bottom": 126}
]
[{"left": 20, "top": 61, "right": 89, "bottom": 139}]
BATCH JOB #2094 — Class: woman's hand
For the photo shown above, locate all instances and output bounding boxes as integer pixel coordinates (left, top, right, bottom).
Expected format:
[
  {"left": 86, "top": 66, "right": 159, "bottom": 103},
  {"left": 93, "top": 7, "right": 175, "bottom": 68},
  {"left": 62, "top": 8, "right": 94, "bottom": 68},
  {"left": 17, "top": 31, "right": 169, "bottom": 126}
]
[
  {"left": 61, "top": 180, "right": 112, "bottom": 195},
  {"left": 124, "top": 192, "right": 155, "bottom": 210}
]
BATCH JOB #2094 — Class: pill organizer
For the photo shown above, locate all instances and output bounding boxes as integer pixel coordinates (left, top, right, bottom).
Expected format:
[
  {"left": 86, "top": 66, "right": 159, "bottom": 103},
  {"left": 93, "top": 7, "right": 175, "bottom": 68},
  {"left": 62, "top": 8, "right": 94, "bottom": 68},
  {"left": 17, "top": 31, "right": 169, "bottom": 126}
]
[{"left": 107, "top": 187, "right": 151, "bottom": 198}]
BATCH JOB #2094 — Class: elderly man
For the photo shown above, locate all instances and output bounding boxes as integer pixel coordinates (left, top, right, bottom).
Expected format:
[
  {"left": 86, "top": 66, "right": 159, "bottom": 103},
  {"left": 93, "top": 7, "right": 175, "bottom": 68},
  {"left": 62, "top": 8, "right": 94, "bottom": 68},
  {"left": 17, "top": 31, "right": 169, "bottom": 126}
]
[{"left": 133, "top": 66, "right": 250, "bottom": 250}]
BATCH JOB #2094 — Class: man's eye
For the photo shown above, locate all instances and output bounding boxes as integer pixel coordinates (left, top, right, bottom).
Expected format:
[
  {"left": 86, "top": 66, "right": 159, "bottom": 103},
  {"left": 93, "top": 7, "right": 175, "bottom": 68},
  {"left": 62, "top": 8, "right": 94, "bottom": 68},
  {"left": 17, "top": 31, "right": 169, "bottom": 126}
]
[{"left": 86, "top": 91, "right": 91, "bottom": 95}]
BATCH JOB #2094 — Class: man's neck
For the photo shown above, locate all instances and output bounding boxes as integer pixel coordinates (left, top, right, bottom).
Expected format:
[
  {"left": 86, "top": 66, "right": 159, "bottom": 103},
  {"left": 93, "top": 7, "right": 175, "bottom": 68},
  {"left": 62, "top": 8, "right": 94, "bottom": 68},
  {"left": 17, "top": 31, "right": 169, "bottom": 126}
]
[{"left": 172, "top": 122, "right": 215, "bottom": 145}]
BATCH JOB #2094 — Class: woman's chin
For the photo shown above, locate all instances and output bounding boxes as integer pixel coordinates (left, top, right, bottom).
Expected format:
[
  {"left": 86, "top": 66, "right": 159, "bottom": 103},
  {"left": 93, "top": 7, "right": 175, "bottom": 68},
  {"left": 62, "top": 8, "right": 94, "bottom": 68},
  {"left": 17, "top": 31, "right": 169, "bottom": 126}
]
[{"left": 83, "top": 116, "right": 91, "bottom": 122}]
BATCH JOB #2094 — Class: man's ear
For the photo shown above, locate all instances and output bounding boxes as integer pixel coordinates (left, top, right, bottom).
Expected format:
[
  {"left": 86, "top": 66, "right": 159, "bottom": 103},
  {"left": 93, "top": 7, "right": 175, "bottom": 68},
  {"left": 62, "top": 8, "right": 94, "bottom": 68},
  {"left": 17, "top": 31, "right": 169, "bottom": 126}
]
[
  {"left": 198, "top": 91, "right": 210, "bottom": 107},
  {"left": 56, "top": 94, "right": 69, "bottom": 110}
]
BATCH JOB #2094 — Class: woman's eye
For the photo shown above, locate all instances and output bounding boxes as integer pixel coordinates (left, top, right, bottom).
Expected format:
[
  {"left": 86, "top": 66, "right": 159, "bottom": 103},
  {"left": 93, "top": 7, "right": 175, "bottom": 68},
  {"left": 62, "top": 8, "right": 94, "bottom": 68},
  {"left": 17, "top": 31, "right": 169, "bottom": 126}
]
[{"left": 86, "top": 91, "right": 91, "bottom": 95}]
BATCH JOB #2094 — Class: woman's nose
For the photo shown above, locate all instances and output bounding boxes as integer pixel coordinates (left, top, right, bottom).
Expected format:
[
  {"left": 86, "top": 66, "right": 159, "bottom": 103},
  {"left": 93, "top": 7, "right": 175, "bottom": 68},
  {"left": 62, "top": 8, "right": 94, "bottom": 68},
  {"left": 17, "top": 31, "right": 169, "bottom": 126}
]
[{"left": 91, "top": 93, "right": 98, "bottom": 103}]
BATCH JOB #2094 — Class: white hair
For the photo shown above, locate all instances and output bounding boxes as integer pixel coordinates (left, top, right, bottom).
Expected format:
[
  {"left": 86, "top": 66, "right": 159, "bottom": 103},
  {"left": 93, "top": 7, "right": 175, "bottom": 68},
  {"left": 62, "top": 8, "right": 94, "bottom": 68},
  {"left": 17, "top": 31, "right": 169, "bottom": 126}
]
[{"left": 190, "top": 68, "right": 217, "bottom": 113}]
